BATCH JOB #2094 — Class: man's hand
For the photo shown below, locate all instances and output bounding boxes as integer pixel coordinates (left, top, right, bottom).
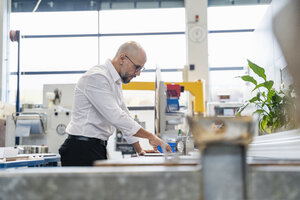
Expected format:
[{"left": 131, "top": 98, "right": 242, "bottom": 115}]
[
  {"left": 132, "top": 141, "right": 160, "bottom": 156},
  {"left": 138, "top": 149, "right": 160, "bottom": 156},
  {"left": 149, "top": 134, "right": 173, "bottom": 152},
  {"left": 133, "top": 128, "right": 173, "bottom": 153}
]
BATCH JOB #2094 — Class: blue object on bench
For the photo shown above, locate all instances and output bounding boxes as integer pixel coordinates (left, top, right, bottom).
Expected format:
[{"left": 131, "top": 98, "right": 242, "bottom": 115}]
[{"left": 157, "top": 143, "right": 176, "bottom": 153}]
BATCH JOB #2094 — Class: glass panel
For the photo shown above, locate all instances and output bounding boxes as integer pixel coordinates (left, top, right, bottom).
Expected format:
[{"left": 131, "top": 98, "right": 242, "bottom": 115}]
[
  {"left": 9, "top": 42, "right": 19, "bottom": 73},
  {"left": 132, "top": 72, "right": 155, "bottom": 82},
  {"left": 209, "top": 70, "right": 246, "bottom": 102},
  {"left": 161, "top": 71, "right": 183, "bottom": 82},
  {"left": 128, "top": 110, "right": 155, "bottom": 139},
  {"left": 207, "top": 5, "right": 271, "bottom": 103},
  {"left": 123, "top": 90, "right": 155, "bottom": 106},
  {"left": 99, "top": 35, "right": 186, "bottom": 69},
  {"left": 208, "top": 32, "right": 253, "bottom": 67},
  {"left": 208, "top": 5, "right": 269, "bottom": 30},
  {"left": 99, "top": 8, "right": 185, "bottom": 33},
  {"left": 9, "top": 74, "right": 82, "bottom": 105},
  {"left": 131, "top": 71, "right": 182, "bottom": 83},
  {"left": 10, "top": 37, "right": 98, "bottom": 72},
  {"left": 8, "top": 8, "right": 186, "bottom": 107},
  {"left": 10, "top": 11, "right": 98, "bottom": 35}
]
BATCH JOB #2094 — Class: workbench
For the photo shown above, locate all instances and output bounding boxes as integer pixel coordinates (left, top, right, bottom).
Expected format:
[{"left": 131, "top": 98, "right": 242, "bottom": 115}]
[
  {"left": 0, "top": 154, "right": 60, "bottom": 169},
  {"left": 0, "top": 155, "right": 300, "bottom": 200}
]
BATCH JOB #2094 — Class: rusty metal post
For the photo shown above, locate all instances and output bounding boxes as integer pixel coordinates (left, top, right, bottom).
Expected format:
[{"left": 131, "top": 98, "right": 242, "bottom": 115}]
[{"left": 188, "top": 116, "right": 257, "bottom": 200}]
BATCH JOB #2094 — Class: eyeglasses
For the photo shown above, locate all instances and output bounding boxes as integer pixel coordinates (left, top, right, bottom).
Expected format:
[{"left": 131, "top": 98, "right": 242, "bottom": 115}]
[{"left": 125, "top": 55, "right": 145, "bottom": 72}]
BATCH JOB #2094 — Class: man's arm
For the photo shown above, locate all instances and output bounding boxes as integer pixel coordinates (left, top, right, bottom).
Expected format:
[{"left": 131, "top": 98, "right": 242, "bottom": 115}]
[
  {"left": 132, "top": 141, "right": 143, "bottom": 155},
  {"left": 133, "top": 128, "right": 173, "bottom": 152}
]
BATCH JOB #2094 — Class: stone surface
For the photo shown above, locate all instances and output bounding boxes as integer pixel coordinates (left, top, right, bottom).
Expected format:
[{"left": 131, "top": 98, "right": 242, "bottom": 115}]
[
  {"left": 1, "top": 165, "right": 300, "bottom": 200},
  {"left": 248, "top": 166, "right": 300, "bottom": 200},
  {"left": 0, "top": 166, "right": 201, "bottom": 200}
]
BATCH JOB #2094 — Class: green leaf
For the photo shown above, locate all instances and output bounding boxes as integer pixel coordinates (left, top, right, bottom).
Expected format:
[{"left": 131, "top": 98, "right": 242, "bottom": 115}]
[
  {"left": 256, "top": 92, "right": 261, "bottom": 99},
  {"left": 249, "top": 96, "right": 258, "bottom": 103},
  {"left": 252, "top": 83, "right": 265, "bottom": 92},
  {"left": 267, "top": 89, "right": 275, "bottom": 101},
  {"left": 236, "top": 103, "right": 249, "bottom": 116},
  {"left": 265, "top": 127, "right": 272, "bottom": 134},
  {"left": 247, "top": 59, "right": 266, "bottom": 81},
  {"left": 252, "top": 81, "right": 274, "bottom": 92},
  {"left": 261, "top": 116, "right": 269, "bottom": 133},
  {"left": 272, "top": 93, "right": 283, "bottom": 104},
  {"left": 264, "top": 81, "right": 274, "bottom": 91},
  {"left": 253, "top": 109, "right": 265, "bottom": 115},
  {"left": 241, "top": 75, "right": 257, "bottom": 86}
]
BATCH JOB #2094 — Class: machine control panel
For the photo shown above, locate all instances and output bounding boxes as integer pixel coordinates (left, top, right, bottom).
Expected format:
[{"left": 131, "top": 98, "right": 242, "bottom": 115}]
[{"left": 56, "top": 124, "right": 66, "bottom": 135}]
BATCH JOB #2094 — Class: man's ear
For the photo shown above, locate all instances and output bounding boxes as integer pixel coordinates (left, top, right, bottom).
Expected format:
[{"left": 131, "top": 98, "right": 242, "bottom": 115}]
[
  {"left": 119, "top": 54, "right": 125, "bottom": 65},
  {"left": 120, "top": 53, "right": 126, "bottom": 60}
]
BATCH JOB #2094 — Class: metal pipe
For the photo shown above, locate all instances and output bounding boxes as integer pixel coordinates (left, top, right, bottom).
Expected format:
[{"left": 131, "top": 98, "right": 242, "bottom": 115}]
[{"left": 16, "top": 30, "right": 20, "bottom": 113}]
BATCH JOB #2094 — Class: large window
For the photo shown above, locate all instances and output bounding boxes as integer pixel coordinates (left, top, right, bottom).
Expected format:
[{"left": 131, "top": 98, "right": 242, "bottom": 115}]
[
  {"left": 9, "top": 5, "right": 270, "bottom": 108},
  {"left": 207, "top": 5, "right": 269, "bottom": 102},
  {"left": 9, "top": 8, "right": 186, "bottom": 107}
]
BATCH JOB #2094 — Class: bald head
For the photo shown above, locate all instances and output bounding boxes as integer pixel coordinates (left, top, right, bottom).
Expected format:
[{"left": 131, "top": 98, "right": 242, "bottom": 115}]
[
  {"left": 111, "top": 41, "right": 147, "bottom": 84},
  {"left": 114, "top": 41, "right": 147, "bottom": 63}
]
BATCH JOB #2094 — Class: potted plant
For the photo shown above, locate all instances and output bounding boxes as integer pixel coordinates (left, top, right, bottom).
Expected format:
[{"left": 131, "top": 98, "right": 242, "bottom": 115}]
[{"left": 237, "top": 60, "right": 297, "bottom": 135}]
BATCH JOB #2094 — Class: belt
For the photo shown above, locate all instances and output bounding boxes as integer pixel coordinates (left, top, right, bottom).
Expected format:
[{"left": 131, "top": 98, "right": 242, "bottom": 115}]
[{"left": 68, "top": 135, "right": 107, "bottom": 146}]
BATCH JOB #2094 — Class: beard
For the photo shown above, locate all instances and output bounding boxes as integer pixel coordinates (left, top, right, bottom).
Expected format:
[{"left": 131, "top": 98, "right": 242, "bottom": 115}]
[{"left": 121, "top": 72, "right": 136, "bottom": 84}]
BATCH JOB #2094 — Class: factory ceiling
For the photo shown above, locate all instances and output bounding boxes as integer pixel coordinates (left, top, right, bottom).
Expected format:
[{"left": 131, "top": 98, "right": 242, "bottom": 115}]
[{"left": 11, "top": 0, "right": 272, "bottom": 12}]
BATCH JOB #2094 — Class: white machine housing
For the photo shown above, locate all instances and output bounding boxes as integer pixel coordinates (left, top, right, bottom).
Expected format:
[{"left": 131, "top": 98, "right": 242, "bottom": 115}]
[
  {"left": 207, "top": 102, "right": 244, "bottom": 117},
  {"left": 5, "top": 84, "right": 76, "bottom": 153},
  {"left": 6, "top": 107, "right": 71, "bottom": 153}
]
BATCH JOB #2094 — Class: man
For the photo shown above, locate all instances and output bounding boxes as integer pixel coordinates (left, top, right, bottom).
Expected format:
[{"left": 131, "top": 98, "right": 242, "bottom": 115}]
[{"left": 59, "top": 41, "right": 172, "bottom": 166}]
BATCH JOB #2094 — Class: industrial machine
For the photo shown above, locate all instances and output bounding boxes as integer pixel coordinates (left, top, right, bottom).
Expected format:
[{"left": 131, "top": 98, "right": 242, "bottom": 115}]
[
  {"left": 5, "top": 77, "right": 204, "bottom": 155},
  {"left": 156, "top": 81, "right": 200, "bottom": 155},
  {"left": 122, "top": 77, "right": 205, "bottom": 155},
  {"left": 5, "top": 84, "right": 74, "bottom": 153},
  {"left": 207, "top": 94, "right": 243, "bottom": 117},
  {"left": 207, "top": 102, "right": 244, "bottom": 117},
  {"left": 156, "top": 81, "right": 186, "bottom": 153}
]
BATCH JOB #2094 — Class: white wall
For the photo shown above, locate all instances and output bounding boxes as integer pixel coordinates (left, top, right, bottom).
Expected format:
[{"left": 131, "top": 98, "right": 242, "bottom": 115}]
[
  {"left": 250, "top": 0, "right": 288, "bottom": 91},
  {"left": 0, "top": 0, "right": 9, "bottom": 102}
]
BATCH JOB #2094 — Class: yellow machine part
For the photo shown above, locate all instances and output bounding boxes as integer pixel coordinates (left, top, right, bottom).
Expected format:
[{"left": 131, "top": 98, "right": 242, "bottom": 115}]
[{"left": 122, "top": 80, "right": 205, "bottom": 113}]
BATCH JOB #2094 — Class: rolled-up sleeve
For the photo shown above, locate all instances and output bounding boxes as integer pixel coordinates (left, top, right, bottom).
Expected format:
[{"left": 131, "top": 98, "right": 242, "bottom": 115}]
[{"left": 83, "top": 74, "right": 141, "bottom": 144}]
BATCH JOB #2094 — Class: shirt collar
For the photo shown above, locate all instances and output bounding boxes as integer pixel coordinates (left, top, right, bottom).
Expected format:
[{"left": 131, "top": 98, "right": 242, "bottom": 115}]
[{"left": 106, "top": 59, "right": 122, "bottom": 84}]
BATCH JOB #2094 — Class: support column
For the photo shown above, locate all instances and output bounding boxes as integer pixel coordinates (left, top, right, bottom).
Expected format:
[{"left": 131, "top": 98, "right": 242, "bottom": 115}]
[
  {"left": 188, "top": 116, "right": 255, "bottom": 200},
  {"left": 202, "top": 144, "right": 247, "bottom": 200},
  {"left": 0, "top": 0, "right": 9, "bottom": 102},
  {"left": 185, "top": 0, "right": 209, "bottom": 114}
]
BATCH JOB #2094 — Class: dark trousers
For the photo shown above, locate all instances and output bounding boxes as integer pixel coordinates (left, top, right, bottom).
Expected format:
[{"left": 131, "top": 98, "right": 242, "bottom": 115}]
[{"left": 59, "top": 135, "right": 107, "bottom": 166}]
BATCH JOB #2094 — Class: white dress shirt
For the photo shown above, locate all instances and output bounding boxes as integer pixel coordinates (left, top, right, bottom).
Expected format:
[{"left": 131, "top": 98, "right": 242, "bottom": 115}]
[{"left": 66, "top": 59, "right": 141, "bottom": 144}]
